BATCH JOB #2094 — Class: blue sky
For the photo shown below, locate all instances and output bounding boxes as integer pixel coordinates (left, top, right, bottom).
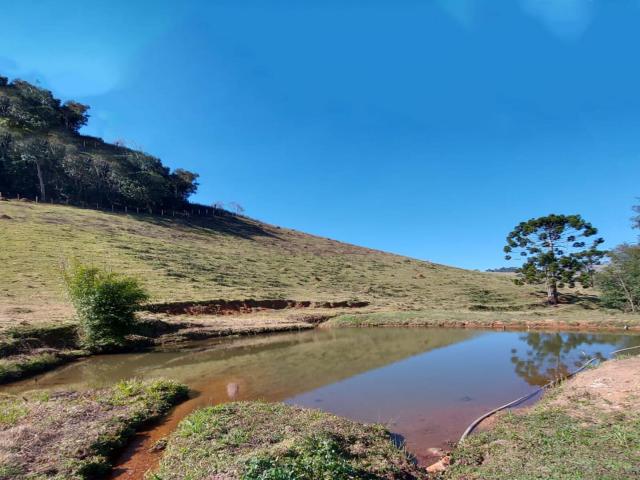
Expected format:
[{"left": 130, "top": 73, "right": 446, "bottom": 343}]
[{"left": 2, "top": 0, "right": 639, "bottom": 270}]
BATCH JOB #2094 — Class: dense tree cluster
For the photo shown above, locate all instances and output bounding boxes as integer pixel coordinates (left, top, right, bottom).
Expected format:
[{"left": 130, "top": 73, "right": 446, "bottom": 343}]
[{"left": 0, "top": 77, "right": 198, "bottom": 208}]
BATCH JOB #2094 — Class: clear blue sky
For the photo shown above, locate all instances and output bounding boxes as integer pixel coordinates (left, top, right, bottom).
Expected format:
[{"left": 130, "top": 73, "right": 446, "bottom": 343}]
[{"left": 2, "top": 1, "right": 639, "bottom": 270}]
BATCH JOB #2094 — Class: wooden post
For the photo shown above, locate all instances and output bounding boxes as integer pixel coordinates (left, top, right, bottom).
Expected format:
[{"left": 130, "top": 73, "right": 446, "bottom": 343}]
[
  {"left": 137, "top": 207, "right": 139, "bottom": 214},
  {"left": 35, "top": 196, "right": 38, "bottom": 203},
  {"left": 125, "top": 206, "right": 128, "bottom": 214}
]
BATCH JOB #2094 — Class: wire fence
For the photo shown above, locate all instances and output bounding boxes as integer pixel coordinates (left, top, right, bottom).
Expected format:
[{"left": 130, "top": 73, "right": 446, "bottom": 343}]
[{"left": 0, "top": 191, "right": 236, "bottom": 219}]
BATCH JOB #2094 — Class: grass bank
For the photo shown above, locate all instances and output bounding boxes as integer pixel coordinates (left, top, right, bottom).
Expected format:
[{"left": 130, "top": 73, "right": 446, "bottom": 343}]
[
  {"left": 0, "top": 378, "right": 188, "bottom": 479},
  {"left": 443, "top": 355, "right": 640, "bottom": 480},
  {"left": 149, "top": 401, "right": 425, "bottom": 480},
  {"left": 329, "top": 306, "right": 640, "bottom": 332},
  {"left": 0, "top": 323, "right": 86, "bottom": 384}
]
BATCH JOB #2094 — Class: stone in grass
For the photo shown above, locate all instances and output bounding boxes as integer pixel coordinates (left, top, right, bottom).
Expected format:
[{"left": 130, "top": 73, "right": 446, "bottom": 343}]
[{"left": 150, "top": 401, "right": 426, "bottom": 480}]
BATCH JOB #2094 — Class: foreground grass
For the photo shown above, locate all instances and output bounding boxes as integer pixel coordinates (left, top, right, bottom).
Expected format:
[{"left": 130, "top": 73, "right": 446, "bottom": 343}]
[
  {"left": 149, "top": 401, "right": 424, "bottom": 480},
  {"left": 0, "top": 378, "right": 188, "bottom": 479},
  {"left": 443, "top": 356, "right": 640, "bottom": 480},
  {"left": 1, "top": 200, "right": 544, "bottom": 326}
]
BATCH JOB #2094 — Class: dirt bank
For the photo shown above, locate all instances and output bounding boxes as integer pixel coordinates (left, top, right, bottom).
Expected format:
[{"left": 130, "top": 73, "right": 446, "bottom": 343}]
[
  {"left": 443, "top": 355, "right": 640, "bottom": 479},
  {"left": 144, "top": 298, "right": 369, "bottom": 315}
]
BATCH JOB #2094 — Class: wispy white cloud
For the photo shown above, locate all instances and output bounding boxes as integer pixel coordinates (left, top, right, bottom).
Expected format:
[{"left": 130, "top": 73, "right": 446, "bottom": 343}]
[{"left": 520, "top": 0, "right": 594, "bottom": 39}]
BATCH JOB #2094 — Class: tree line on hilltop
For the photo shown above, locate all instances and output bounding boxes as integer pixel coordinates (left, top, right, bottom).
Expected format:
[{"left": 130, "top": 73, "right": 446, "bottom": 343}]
[{"left": 0, "top": 76, "right": 199, "bottom": 209}]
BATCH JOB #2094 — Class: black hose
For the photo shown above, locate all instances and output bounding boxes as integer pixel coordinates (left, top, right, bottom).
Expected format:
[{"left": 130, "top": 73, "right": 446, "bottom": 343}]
[
  {"left": 458, "top": 343, "right": 640, "bottom": 443},
  {"left": 458, "top": 357, "right": 598, "bottom": 443}
]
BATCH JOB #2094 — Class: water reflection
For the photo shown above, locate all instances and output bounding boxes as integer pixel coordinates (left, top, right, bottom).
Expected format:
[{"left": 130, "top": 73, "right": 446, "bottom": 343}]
[
  {"left": 510, "top": 332, "right": 635, "bottom": 386},
  {"left": 1, "top": 327, "right": 638, "bottom": 476}
]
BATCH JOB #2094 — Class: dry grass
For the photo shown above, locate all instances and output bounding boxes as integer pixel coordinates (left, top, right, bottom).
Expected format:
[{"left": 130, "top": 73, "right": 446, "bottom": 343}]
[
  {"left": 0, "top": 200, "right": 545, "bottom": 328},
  {"left": 0, "top": 379, "right": 188, "bottom": 480}
]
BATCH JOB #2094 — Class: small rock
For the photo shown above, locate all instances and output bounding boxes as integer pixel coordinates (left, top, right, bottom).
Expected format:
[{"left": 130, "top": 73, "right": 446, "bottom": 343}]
[{"left": 426, "top": 455, "right": 450, "bottom": 473}]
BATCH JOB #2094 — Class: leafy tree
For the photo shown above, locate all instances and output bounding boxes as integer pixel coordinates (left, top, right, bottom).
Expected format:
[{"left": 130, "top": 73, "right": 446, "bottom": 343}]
[
  {"left": 597, "top": 244, "right": 640, "bottom": 312},
  {"left": 61, "top": 101, "right": 89, "bottom": 132},
  {"left": 171, "top": 168, "right": 199, "bottom": 202},
  {"left": 504, "top": 214, "right": 605, "bottom": 305}
]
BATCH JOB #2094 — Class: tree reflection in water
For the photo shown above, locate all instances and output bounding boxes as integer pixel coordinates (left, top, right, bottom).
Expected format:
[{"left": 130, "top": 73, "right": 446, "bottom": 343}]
[{"left": 510, "top": 332, "right": 634, "bottom": 386}]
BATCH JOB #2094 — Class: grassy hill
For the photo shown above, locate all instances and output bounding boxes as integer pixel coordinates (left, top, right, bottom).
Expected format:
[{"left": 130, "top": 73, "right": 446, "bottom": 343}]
[{"left": 0, "top": 200, "right": 545, "bottom": 327}]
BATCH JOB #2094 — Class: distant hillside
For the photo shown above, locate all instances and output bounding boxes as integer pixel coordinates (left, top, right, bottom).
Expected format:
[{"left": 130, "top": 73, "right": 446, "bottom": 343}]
[
  {"left": 0, "top": 201, "right": 544, "bottom": 327},
  {"left": 0, "top": 77, "right": 198, "bottom": 210}
]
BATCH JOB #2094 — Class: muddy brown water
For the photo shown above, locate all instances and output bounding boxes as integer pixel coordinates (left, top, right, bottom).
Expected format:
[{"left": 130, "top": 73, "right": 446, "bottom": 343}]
[{"left": 3, "top": 327, "right": 639, "bottom": 478}]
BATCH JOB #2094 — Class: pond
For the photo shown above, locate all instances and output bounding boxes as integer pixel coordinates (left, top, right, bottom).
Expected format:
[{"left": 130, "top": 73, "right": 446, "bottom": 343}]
[{"left": 3, "top": 327, "right": 639, "bottom": 477}]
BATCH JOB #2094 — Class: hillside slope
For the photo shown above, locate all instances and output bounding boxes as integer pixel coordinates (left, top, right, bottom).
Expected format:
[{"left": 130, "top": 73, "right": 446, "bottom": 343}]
[{"left": 0, "top": 200, "right": 543, "bottom": 327}]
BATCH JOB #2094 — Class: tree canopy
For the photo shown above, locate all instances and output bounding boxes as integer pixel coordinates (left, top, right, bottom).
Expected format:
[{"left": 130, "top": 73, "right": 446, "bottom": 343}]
[
  {"left": 0, "top": 76, "right": 199, "bottom": 208},
  {"left": 504, "top": 214, "right": 605, "bottom": 305},
  {"left": 597, "top": 244, "right": 640, "bottom": 313}
]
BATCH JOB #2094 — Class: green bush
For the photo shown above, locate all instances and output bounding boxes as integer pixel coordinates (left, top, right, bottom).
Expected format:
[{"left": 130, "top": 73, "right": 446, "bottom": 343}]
[{"left": 63, "top": 263, "right": 148, "bottom": 350}]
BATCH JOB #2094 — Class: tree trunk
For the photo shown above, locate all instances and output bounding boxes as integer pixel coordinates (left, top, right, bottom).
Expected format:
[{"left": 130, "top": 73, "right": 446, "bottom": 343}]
[
  {"left": 614, "top": 269, "right": 636, "bottom": 313},
  {"left": 547, "top": 282, "right": 559, "bottom": 306},
  {"left": 34, "top": 160, "right": 46, "bottom": 201}
]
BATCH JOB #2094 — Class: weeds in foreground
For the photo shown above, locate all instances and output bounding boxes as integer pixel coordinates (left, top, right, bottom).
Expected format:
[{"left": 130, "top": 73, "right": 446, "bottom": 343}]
[{"left": 242, "top": 435, "right": 364, "bottom": 480}]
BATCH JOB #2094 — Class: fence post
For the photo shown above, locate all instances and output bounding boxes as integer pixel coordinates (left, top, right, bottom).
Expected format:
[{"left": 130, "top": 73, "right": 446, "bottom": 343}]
[
  {"left": 35, "top": 196, "right": 38, "bottom": 203},
  {"left": 17, "top": 194, "right": 20, "bottom": 200},
  {"left": 125, "top": 206, "right": 128, "bottom": 214},
  {"left": 137, "top": 207, "right": 139, "bottom": 214}
]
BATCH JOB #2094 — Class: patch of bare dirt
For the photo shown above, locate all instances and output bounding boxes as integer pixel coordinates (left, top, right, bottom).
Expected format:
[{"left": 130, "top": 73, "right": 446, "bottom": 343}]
[
  {"left": 143, "top": 311, "right": 321, "bottom": 346},
  {"left": 0, "top": 302, "right": 73, "bottom": 331},
  {"left": 548, "top": 355, "right": 640, "bottom": 415},
  {"left": 144, "top": 299, "right": 369, "bottom": 316}
]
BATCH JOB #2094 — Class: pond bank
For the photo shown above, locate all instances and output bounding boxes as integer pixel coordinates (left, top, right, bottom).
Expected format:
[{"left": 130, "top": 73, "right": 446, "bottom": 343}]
[
  {"left": 150, "top": 401, "right": 426, "bottom": 479},
  {"left": 442, "top": 355, "right": 640, "bottom": 479},
  {"left": 0, "top": 379, "right": 188, "bottom": 479}
]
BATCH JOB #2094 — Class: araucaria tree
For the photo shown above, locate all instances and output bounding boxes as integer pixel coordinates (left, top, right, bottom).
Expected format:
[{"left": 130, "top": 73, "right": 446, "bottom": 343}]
[{"left": 504, "top": 215, "right": 605, "bottom": 305}]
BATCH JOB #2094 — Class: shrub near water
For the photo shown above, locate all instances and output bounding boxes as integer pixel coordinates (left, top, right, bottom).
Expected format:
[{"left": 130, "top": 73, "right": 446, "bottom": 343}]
[{"left": 63, "top": 263, "right": 148, "bottom": 350}]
